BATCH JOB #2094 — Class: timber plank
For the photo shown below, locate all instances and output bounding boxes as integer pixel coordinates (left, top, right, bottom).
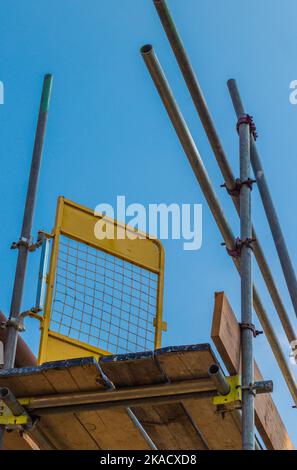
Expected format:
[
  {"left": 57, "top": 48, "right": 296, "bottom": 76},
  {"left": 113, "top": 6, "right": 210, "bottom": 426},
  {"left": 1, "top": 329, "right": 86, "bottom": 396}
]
[
  {"left": 76, "top": 408, "right": 150, "bottom": 450},
  {"left": 101, "top": 349, "right": 207, "bottom": 449},
  {"left": 100, "top": 352, "right": 165, "bottom": 387},
  {"left": 4, "top": 432, "right": 32, "bottom": 450},
  {"left": 154, "top": 344, "right": 242, "bottom": 449},
  {"left": 211, "top": 291, "right": 294, "bottom": 450},
  {"left": 41, "top": 412, "right": 100, "bottom": 449},
  {"left": 185, "top": 396, "right": 242, "bottom": 450},
  {"left": 155, "top": 344, "right": 218, "bottom": 381},
  {"left": 36, "top": 360, "right": 101, "bottom": 450},
  {"left": 132, "top": 403, "right": 207, "bottom": 450},
  {"left": 68, "top": 357, "right": 150, "bottom": 449}
]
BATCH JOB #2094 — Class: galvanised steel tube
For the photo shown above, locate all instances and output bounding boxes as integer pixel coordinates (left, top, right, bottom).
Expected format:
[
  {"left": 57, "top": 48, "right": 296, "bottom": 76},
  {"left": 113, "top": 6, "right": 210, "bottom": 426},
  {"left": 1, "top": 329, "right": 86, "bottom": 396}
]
[
  {"left": 141, "top": 45, "right": 234, "bottom": 242},
  {"left": 127, "top": 409, "right": 158, "bottom": 450},
  {"left": 0, "top": 387, "right": 26, "bottom": 417},
  {"left": 5, "top": 74, "right": 53, "bottom": 368},
  {"left": 31, "top": 391, "right": 217, "bottom": 416},
  {"left": 208, "top": 364, "right": 230, "bottom": 396},
  {"left": 232, "top": 410, "right": 262, "bottom": 450},
  {"left": 152, "top": 0, "right": 297, "bottom": 346},
  {"left": 238, "top": 117, "right": 254, "bottom": 450},
  {"left": 228, "top": 79, "right": 297, "bottom": 323},
  {"left": 140, "top": 45, "right": 297, "bottom": 407}
]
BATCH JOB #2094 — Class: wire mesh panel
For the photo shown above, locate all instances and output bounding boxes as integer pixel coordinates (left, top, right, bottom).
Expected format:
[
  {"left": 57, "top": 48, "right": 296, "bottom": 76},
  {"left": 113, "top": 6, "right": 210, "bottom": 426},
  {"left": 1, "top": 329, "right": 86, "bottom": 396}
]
[
  {"left": 38, "top": 197, "right": 165, "bottom": 363},
  {"left": 51, "top": 236, "right": 158, "bottom": 354}
]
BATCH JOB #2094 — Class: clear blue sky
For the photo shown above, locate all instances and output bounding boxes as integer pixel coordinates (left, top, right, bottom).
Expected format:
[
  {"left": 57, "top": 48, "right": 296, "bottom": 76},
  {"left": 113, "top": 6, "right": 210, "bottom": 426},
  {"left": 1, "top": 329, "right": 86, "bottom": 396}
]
[{"left": 1, "top": 0, "right": 297, "bottom": 446}]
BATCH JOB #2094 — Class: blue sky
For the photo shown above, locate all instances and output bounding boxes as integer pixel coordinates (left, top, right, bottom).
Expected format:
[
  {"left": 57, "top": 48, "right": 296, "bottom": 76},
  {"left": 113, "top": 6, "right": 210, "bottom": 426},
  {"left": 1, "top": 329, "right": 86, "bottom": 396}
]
[{"left": 1, "top": 0, "right": 297, "bottom": 446}]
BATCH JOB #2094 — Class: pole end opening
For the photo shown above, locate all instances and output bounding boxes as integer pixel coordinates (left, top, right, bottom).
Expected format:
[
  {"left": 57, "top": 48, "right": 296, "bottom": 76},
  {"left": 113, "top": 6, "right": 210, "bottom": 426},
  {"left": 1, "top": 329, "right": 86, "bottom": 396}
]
[
  {"left": 0, "top": 388, "right": 9, "bottom": 398},
  {"left": 140, "top": 44, "right": 153, "bottom": 55},
  {"left": 227, "top": 78, "right": 236, "bottom": 88},
  {"left": 209, "top": 364, "right": 220, "bottom": 376}
]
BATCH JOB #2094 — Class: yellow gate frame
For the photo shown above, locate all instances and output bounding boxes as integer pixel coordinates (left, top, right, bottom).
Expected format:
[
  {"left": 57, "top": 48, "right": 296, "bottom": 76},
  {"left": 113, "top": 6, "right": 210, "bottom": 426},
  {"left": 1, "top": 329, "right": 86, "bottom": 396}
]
[{"left": 38, "top": 197, "right": 165, "bottom": 364}]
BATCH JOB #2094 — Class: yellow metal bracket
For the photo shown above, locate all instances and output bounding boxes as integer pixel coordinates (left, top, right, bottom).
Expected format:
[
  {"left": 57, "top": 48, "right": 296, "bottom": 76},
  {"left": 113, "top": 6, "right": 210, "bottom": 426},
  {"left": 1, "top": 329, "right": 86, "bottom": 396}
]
[
  {"left": 0, "top": 398, "right": 31, "bottom": 426},
  {"left": 154, "top": 317, "right": 167, "bottom": 332},
  {"left": 28, "top": 311, "right": 44, "bottom": 324},
  {"left": 212, "top": 375, "right": 242, "bottom": 406}
]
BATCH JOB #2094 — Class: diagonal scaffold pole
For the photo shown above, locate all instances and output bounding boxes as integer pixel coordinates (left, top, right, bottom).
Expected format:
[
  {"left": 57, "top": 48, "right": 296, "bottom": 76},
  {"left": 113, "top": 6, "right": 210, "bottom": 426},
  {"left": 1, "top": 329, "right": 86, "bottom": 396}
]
[
  {"left": 237, "top": 114, "right": 255, "bottom": 450},
  {"left": 228, "top": 79, "right": 297, "bottom": 322},
  {"left": 140, "top": 44, "right": 297, "bottom": 409},
  {"left": 4, "top": 74, "right": 53, "bottom": 369},
  {"left": 152, "top": 0, "right": 297, "bottom": 347}
]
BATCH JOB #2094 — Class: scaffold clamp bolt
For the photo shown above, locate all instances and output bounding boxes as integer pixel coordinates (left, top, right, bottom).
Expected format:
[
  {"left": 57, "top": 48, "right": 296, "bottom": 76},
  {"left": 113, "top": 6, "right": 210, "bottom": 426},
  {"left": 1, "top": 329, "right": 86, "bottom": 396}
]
[
  {"left": 221, "top": 178, "right": 256, "bottom": 197},
  {"left": 222, "top": 237, "right": 256, "bottom": 258},
  {"left": 239, "top": 322, "right": 263, "bottom": 338}
]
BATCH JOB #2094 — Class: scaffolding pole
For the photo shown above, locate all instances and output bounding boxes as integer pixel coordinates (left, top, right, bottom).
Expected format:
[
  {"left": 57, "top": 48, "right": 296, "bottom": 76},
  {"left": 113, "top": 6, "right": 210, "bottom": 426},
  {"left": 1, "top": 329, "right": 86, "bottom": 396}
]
[
  {"left": 140, "top": 44, "right": 297, "bottom": 408},
  {"left": 4, "top": 74, "right": 53, "bottom": 369},
  {"left": 238, "top": 115, "right": 254, "bottom": 450},
  {"left": 228, "top": 79, "right": 297, "bottom": 323},
  {"left": 152, "top": 0, "right": 297, "bottom": 346}
]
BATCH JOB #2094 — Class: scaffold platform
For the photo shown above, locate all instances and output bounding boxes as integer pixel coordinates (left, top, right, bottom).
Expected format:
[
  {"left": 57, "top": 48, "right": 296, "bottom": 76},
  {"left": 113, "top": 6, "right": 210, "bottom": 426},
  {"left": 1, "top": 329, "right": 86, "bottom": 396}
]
[{"left": 0, "top": 342, "right": 294, "bottom": 451}]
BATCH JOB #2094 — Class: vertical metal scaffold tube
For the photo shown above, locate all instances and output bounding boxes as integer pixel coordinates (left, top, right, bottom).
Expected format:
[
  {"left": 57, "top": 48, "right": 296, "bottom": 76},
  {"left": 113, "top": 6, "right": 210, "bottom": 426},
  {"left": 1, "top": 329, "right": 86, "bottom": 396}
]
[
  {"left": 140, "top": 45, "right": 297, "bottom": 408},
  {"left": 238, "top": 117, "right": 254, "bottom": 450},
  {"left": 4, "top": 74, "right": 53, "bottom": 368},
  {"left": 228, "top": 79, "right": 297, "bottom": 322},
  {"left": 152, "top": 0, "right": 296, "bottom": 346}
]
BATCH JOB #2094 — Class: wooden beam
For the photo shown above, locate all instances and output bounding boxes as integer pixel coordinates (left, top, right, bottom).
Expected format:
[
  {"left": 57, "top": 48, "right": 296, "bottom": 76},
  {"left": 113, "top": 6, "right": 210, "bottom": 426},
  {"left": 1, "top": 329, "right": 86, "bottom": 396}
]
[{"left": 211, "top": 291, "right": 294, "bottom": 450}]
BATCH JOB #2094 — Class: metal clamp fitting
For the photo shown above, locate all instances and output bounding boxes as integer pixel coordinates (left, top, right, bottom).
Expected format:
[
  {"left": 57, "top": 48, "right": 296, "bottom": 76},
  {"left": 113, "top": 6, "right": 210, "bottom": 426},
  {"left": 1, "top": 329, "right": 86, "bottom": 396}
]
[
  {"left": 0, "top": 307, "right": 43, "bottom": 333},
  {"left": 241, "top": 383, "right": 257, "bottom": 397},
  {"left": 222, "top": 237, "right": 256, "bottom": 258},
  {"left": 11, "top": 232, "right": 45, "bottom": 252},
  {"left": 213, "top": 376, "right": 273, "bottom": 411},
  {"left": 239, "top": 321, "right": 263, "bottom": 338},
  {"left": 1, "top": 317, "right": 26, "bottom": 332},
  {"left": 237, "top": 114, "right": 258, "bottom": 140},
  {"left": 0, "top": 389, "right": 33, "bottom": 430},
  {"left": 221, "top": 178, "right": 256, "bottom": 197},
  {"left": 241, "top": 380, "right": 273, "bottom": 396},
  {"left": 0, "top": 402, "right": 31, "bottom": 427},
  {"left": 11, "top": 236, "right": 33, "bottom": 250}
]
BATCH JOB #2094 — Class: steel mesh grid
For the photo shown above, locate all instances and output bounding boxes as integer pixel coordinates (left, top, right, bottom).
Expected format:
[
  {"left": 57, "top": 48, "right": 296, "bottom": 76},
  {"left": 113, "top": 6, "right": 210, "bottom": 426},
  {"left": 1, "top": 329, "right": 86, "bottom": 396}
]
[{"left": 50, "top": 235, "right": 159, "bottom": 354}]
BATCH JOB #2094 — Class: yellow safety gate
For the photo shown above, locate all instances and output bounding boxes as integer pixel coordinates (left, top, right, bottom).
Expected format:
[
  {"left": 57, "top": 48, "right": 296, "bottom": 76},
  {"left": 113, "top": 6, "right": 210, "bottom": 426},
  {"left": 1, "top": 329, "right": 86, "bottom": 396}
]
[{"left": 38, "top": 197, "right": 165, "bottom": 364}]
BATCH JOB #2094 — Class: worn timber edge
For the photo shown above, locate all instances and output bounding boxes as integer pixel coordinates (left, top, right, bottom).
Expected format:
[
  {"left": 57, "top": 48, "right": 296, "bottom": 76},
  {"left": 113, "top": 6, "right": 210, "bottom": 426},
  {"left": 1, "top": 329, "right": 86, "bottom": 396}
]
[{"left": 211, "top": 291, "right": 294, "bottom": 450}]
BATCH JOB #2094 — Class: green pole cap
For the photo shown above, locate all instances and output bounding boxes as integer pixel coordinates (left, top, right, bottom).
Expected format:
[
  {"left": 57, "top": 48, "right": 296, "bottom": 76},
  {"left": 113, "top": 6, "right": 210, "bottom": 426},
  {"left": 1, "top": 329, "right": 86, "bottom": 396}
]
[{"left": 41, "top": 74, "right": 53, "bottom": 113}]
